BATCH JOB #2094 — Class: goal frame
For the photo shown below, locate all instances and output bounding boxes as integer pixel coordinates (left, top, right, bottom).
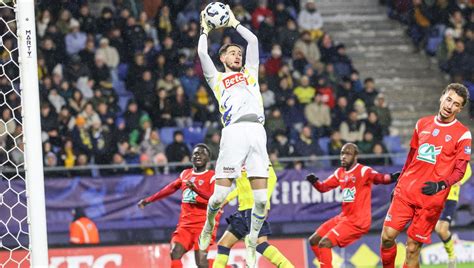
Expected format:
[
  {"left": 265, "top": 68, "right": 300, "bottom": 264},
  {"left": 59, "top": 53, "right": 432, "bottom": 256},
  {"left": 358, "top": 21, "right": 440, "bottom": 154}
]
[{"left": 16, "top": 0, "right": 49, "bottom": 266}]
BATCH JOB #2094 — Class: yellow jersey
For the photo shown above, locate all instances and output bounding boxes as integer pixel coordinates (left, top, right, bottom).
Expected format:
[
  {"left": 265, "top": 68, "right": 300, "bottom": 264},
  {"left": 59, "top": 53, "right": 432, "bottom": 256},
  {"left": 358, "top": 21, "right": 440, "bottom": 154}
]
[
  {"left": 225, "top": 165, "right": 277, "bottom": 211},
  {"left": 447, "top": 163, "right": 471, "bottom": 201}
]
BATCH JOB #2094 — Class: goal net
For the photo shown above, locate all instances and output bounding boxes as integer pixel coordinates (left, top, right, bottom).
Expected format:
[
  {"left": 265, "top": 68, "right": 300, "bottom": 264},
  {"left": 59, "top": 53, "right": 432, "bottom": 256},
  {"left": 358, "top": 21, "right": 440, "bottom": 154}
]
[{"left": 1, "top": 0, "right": 48, "bottom": 267}]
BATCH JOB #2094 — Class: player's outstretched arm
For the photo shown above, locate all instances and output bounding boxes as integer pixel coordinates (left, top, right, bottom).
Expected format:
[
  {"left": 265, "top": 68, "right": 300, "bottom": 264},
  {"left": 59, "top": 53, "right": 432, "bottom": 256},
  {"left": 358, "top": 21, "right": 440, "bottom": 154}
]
[
  {"left": 198, "top": 11, "right": 218, "bottom": 79},
  {"left": 226, "top": 5, "right": 259, "bottom": 68},
  {"left": 305, "top": 173, "right": 339, "bottom": 192},
  {"left": 137, "top": 178, "right": 181, "bottom": 208},
  {"left": 371, "top": 171, "right": 400, "bottom": 185},
  {"left": 422, "top": 159, "right": 469, "bottom": 195}
]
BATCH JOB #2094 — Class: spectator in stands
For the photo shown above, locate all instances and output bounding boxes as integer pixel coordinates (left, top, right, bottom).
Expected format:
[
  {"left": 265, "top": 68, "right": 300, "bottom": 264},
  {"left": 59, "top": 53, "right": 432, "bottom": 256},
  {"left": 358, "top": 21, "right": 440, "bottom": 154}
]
[
  {"left": 71, "top": 116, "right": 93, "bottom": 156},
  {"left": 170, "top": 86, "right": 192, "bottom": 128},
  {"left": 265, "top": 44, "right": 283, "bottom": 81},
  {"left": 97, "top": 8, "right": 115, "bottom": 36},
  {"left": 133, "top": 70, "right": 155, "bottom": 113},
  {"left": 80, "top": 102, "right": 101, "bottom": 129},
  {"left": 282, "top": 97, "right": 306, "bottom": 134},
  {"left": 260, "top": 81, "right": 276, "bottom": 110},
  {"left": 157, "top": 72, "right": 182, "bottom": 94},
  {"left": 96, "top": 38, "right": 120, "bottom": 69},
  {"left": 65, "top": 18, "right": 87, "bottom": 56},
  {"left": 79, "top": 39, "right": 96, "bottom": 71},
  {"left": 293, "top": 75, "right": 316, "bottom": 104},
  {"left": 206, "top": 131, "right": 221, "bottom": 161},
  {"left": 328, "top": 130, "right": 345, "bottom": 167},
  {"left": 251, "top": 0, "right": 274, "bottom": 30},
  {"left": 77, "top": 4, "right": 96, "bottom": 34},
  {"left": 407, "top": 0, "right": 431, "bottom": 51},
  {"left": 294, "top": 31, "right": 321, "bottom": 67},
  {"left": 447, "top": 39, "right": 472, "bottom": 77},
  {"left": 278, "top": 18, "right": 300, "bottom": 58},
  {"left": 40, "top": 37, "right": 61, "bottom": 73},
  {"left": 140, "top": 129, "right": 167, "bottom": 167},
  {"left": 366, "top": 143, "right": 391, "bottom": 166},
  {"left": 447, "top": 9, "right": 465, "bottom": 39},
  {"left": 339, "top": 110, "right": 366, "bottom": 143},
  {"left": 124, "top": 16, "right": 147, "bottom": 54},
  {"left": 91, "top": 55, "right": 111, "bottom": 88},
  {"left": 138, "top": 11, "right": 160, "bottom": 46},
  {"left": 70, "top": 207, "right": 100, "bottom": 244},
  {"left": 318, "top": 33, "right": 337, "bottom": 64},
  {"left": 294, "top": 125, "right": 324, "bottom": 165},
  {"left": 59, "top": 139, "right": 76, "bottom": 169},
  {"left": 275, "top": 76, "right": 294, "bottom": 107},
  {"left": 331, "top": 96, "right": 350, "bottom": 129},
  {"left": 37, "top": 9, "right": 52, "bottom": 38},
  {"left": 265, "top": 107, "right": 287, "bottom": 139},
  {"left": 270, "top": 130, "right": 294, "bottom": 158},
  {"left": 0, "top": 109, "right": 16, "bottom": 149},
  {"left": 315, "top": 76, "right": 336, "bottom": 109},
  {"left": 156, "top": 5, "right": 173, "bottom": 41},
  {"left": 357, "top": 131, "right": 376, "bottom": 155},
  {"left": 152, "top": 88, "right": 173, "bottom": 128},
  {"left": 165, "top": 131, "right": 190, "bottom": 166},
  {"left": 180, "top": 66, "right": 200, "bottom": 100},
  {"left": 297, "top": 0, "right": 324, "bottom": 40},
  {"left": 97, "top": 102, "right": 115, "bottom": 131},
  {"left": 273, "top": 1, "right": 293, "bottom": 29},
  {"left": 48, "top": 89, "right": 66, "bottom": 113},
  {"left": 336, "top": 76, "right": 358, "bottom": 107},
  {"left": 304, "top": 94, "right": 331, "bottom": 137},
  {"left": 56, "top": 9, "right": 72, "bottom": 35},
  {"left": 353, "top": 99, "right": 368, "bottom": 121},
  {"left": 40, "top": 103, "right": 59, "bottom": 144},
  {"left": 91, "top": 120, "right": 114, "bottom": 165},
  {"left": 370, "top": 93, "right": 392, "bottom": 136},
  {"left": 258, "top": 15, "right": 277, "bottom": 53},
  {"left": 359, "top": 77, "right": 379, "bottom": 109},
  {"left": 332, "top": 44, "right": 354, "bottom": 78},
  {"left": 57, "top": 106, "right": 75, "bottom": 138},
  {"left": 350, "top": 70, "right": 364, "bottom": 92}
]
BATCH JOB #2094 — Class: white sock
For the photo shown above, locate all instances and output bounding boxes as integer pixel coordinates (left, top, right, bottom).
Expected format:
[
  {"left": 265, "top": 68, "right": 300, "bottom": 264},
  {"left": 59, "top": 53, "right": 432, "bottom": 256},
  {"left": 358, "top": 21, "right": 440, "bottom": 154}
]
[
  {"left": 249, "top": 189, "right": 267, "bottom": 243},
  {"left": 203, "top": 184, "right": 231, "bottom": 233}
]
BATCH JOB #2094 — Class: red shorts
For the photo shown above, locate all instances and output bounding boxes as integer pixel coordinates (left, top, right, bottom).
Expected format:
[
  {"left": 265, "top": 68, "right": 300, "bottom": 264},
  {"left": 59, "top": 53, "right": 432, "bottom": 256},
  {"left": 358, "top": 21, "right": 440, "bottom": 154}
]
[
  {"left": 171, "top": 225, "right": 217, "bottom": 252},
  {"left": 384, "top": 195, "right": 443, "bottom": 244},
  {"left": 316, "top": 216, "right": 367, "bottom": 248}
]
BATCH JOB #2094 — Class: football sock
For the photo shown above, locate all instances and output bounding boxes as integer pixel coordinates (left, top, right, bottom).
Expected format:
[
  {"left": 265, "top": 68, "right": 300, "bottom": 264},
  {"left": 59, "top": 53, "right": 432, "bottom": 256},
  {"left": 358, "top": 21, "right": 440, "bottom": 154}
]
[
  {"left": 380, "top": 244, "right": 397, "bottom": 268},
  {"left": 249, "top": 189, "right": 267, "bottom": 243},
  {"left": 319, "top": 247, "right": 332, "bottom": 268},
  {"left": 257, "top": 242, "right": 294, "bottom": 268},
  {"left": 203, "top": 185, "right": 231, "bottom": 233},
  {"left": 171, "top": 259, "right": 182, "bottom": 268},
  {"left": 311, "top": 245, "right": 321, "bottom": 262},
  {"left": 213, "top": 245, "right": 230, "bottom": 268},
  {"left": 442, "top": 235, "right": 456, "bottom": 260}
]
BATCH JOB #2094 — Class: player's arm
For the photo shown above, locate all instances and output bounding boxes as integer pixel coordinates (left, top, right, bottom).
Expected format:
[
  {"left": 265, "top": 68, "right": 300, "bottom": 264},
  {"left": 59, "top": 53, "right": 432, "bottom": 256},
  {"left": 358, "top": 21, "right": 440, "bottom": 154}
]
[
  {"left": 459, "top": 163, "right": 471, "bottom": 185},
  {"left": 226, "top": 5, "right": 258, "bottom": 69},
  {"left": 305, "top": 172, "right": 339, "bottom": 193},
  {"left": 197, "top": 12, "right": 218, "bottom": 80},
  {"left": 367, "top": 168, "right": 400, "bottom": 185},
  {"left": 138, "top": 177, "right": 181, "bottom": 208},
  {"left": 185, "top": 177, "right": 214, "bottom": 204},
  {"left": 402, "top": 122, "right": 420, "bottom": 174}
]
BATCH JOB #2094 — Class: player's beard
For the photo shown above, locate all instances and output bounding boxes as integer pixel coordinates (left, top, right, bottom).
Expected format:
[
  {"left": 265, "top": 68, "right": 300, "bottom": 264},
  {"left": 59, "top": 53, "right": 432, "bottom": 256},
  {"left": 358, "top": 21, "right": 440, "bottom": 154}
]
[{"left": 225, "top": 62, "right": 241, "bottom": 72}]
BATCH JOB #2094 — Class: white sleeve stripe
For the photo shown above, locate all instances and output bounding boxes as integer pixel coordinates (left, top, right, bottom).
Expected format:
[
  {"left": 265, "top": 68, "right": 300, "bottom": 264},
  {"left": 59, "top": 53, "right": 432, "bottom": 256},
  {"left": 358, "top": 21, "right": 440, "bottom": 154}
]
[
  {"left": 333, "top": 170, "right": 339, "bottom": 180},
  {"left": 361, "top": 166, "right": 370, "bottom": 177},
  {"left": 458, "top": 131, "right": 472, "bottom": 142}
]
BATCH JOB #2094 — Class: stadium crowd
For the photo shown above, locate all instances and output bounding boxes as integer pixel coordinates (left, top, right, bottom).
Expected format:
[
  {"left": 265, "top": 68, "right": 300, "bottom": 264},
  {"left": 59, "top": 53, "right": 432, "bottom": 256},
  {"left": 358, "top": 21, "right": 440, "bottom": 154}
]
[
  {"left": 385, "top": 0, "right": 474, "bottom": 117},
  {"left": 0, "top": 0, "right": 396, "bottom": 175}
]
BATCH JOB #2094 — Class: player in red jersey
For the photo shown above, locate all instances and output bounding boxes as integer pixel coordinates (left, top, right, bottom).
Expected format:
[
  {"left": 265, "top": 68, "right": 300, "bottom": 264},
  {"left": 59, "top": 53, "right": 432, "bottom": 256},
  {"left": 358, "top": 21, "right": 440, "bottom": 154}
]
[
  {"left": 380, "top": 83, "right": 471, "bottom": 268},
  {"left": 305, "top": 143, "right": 399, "bottom": 268},
  {"left": 138, "top": 144, "right": 219, "bottom": 268}
]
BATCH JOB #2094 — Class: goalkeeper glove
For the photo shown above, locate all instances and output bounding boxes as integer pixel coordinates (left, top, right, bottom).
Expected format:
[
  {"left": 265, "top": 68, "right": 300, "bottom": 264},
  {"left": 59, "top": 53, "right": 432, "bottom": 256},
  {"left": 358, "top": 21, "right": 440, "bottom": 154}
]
[
  {"left": 305, "top": 173, "right": 319, "bottom": 185},
  {"left": 225, "top": 5, "right": 240, "bottom": 29},
  {"left": 390, "top": 172, "right": 401, "bottom": 183},
  {"left": 421, "top": 181, "right": 447, "bottom": 195},
  {"left": 200, "top": 11, "right": 212, "bottom": 35}
]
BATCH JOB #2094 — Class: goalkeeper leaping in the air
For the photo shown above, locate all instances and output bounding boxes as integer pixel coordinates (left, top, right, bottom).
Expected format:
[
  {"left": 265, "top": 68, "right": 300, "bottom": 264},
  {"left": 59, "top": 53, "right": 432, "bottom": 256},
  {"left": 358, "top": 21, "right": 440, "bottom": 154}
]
[{"left": 197, "top": 5, "right": 269, "bottom": 268}]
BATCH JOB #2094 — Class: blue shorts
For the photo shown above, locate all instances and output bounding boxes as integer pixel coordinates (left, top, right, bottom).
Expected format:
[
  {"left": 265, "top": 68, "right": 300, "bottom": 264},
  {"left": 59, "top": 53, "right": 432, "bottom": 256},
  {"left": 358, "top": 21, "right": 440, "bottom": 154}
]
[
  {"left": 439, "top": 200, "right": 457, "bottom": 223},
  {"left": 225, "top": 209, "right": 272, "bottom": 240}
]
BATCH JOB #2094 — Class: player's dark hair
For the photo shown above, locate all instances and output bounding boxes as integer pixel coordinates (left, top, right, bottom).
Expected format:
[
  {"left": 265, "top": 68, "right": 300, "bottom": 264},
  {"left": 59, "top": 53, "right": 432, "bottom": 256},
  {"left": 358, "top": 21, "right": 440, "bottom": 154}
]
[
  {"left": 195, "top": 143, "right": 211, "bottom": 157},
  {"left": 442, "top": 83, "right": 469, "bottom": 107},
  {"left": 343, "top": 142, "right": 359, "bottom": 155},
  {"left": 219, "top": 43, "right": 243, "bottom": 57}
]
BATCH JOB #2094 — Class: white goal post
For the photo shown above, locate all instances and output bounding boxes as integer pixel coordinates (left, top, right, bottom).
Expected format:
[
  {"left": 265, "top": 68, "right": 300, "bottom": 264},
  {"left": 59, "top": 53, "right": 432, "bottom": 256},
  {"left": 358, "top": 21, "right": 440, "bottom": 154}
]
[{"left": 16, "top": 0, "right": 49, "bottom": 266}]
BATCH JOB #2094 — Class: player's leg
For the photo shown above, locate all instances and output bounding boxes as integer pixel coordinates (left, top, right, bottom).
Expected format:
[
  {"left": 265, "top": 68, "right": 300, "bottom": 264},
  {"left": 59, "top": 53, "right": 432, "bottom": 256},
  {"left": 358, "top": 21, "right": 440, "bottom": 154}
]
[
  {"left": 170, "top": 227, "right": 194, "bottom": 268},
  {"left": 194, "top": 249, "right": 209, "bottom": 268},
  {"left": 170, "top": 242, "right": 187, "bottom": 268},
  {"left": 213, "top": 231, "right": 240, "bottom": 268},
  {"left": 309, "top": 217, "right": 338, "bottom": 262},
  {"left": 380, "top": 196, "right": 414, "bottom": 268},
  {"left": 435, "top": 200, "right": 457, "bottom": 267},
  {"left": 404, "top": 237, "right": 423, "bottom": 267},
  {"left": 255, "top": 236, "right": 294, "bottom": 268}
]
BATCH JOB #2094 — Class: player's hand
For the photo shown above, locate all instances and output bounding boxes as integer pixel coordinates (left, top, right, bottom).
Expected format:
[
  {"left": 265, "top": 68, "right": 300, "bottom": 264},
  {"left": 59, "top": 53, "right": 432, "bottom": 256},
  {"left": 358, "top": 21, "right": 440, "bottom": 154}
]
[
  {"left": 185, "top": 180, "right": 196, "bottom": 190},
  {"left": 421, "top": 181, "right": 447, "bottom": 195},
  {"left": 305, "top": 173, "right": 319, "bottom": 184},
  {"left": 225, "top": 5, "right": 240, "bottom": 29},
  {"left": 200, "top": 11, "right": 212, "bottom": 35},
  {"left": 390, "top": 172, "right": 401, "bottom": 183},
  {"left": 137, "top": 199, "right": 149, "bottom": 209}
]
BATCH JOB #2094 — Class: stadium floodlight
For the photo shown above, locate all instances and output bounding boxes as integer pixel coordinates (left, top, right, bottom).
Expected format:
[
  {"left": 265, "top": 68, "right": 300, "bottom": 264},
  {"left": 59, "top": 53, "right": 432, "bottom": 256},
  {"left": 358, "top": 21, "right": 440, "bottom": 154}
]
[{"left": 1, "top": 0, "right": 49, "bottom": 266}]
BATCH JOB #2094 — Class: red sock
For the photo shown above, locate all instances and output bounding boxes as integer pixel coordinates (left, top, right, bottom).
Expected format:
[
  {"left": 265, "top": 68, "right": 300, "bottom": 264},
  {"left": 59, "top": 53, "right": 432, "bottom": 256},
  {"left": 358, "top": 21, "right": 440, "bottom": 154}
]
[
  {"left": 380, "top": 244, "right": 397, "bottom": 268},
  {"left": 311, "top": 245, "right": 321, "bottom": 260},
  {"left": 319, "top": 247, "right": 332, "bottom": 268},
  {"left": 171, "top": 259, "right": 183, "bottom": 268}
]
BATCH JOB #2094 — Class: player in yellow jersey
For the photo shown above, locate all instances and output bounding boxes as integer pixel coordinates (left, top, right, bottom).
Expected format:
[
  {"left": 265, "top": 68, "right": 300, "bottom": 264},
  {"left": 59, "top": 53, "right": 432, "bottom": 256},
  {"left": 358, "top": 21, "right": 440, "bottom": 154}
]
[
  {"left": 212, "top": 165, "right": 294, "bottom": 268},
  {"left": 198, "top": 5, "right": 269, "bottom": 267},
  {"left": 435, "top": 164, "right": 471, "bottom": 268}
]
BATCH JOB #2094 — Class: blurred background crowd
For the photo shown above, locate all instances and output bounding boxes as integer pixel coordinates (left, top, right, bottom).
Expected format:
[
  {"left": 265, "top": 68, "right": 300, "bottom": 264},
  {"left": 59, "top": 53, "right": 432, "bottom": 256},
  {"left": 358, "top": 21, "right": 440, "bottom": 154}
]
[{"left": 0, "top": 0, "right": 471, "bottom": 176}]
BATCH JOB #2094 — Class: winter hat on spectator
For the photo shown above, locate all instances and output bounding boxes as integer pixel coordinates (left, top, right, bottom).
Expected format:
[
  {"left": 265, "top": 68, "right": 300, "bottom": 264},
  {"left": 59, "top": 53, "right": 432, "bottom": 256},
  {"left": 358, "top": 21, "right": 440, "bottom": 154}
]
[
  {"left": 139, "top": 114, "right": 151, "bottom": 127},
  {"left": 69, "top": 18, "right": 80, "bottom": 29},
  {"left": 75, "top": 116, "right": 86, "bottom": 127}
]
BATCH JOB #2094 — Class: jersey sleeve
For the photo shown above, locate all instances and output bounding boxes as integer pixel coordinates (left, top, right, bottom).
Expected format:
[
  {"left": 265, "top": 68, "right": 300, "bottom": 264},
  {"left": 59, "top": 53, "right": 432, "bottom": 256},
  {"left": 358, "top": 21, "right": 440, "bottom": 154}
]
[
  {"left": 460, "top": 163, "right": 472, "bottom": 185},
  {"left": 194, "top": 174, "right": 215, "bottom": 204},
  {"left": 198, "top": 34, "right": 219, "bottom": 88},
  {"left": 144, "top": 176, "right": 182, "bottom": 203},
  {"left": 236, "top": 25, "right": 259, "bottom": 76},
  {"left": 365, "top": 166, "right": 393, "bottom": 185},
  {"left": 455, "top": 130, "right": 471, "bottom": 162},
  {"left": 409, "top": 120, "right": 420, "bottom": 149},
  {"left": 313, "top": 171, "right": 340, "bottom": 192}
]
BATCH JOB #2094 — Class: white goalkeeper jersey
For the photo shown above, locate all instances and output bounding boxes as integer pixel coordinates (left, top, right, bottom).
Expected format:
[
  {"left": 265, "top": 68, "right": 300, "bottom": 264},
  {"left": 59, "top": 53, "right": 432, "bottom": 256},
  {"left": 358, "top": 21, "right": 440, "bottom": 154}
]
[{"left": 198, "top": 26, "right": 264, "bottom": 127}]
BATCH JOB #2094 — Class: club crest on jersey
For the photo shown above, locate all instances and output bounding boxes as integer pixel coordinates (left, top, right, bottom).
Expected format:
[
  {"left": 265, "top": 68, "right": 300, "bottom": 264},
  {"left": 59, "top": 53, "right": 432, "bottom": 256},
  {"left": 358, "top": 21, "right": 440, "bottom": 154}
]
[
  {"left": 342, "top": 187, "right": 356, "bottom": 202},
  {"left": 223, "top": 73, "right": 248, "bottom": 89},
  {"left": 417, "top": 143, "right": 442, "bottom": 164},
  {"left": 432, "top": 129, "right": 440, "bottom": 136},
  {"left": 445, "top": 135, "right": 452, "bottom": 142},
  {"left": 198, "top": 180, "right": 204, "bottom": 186}
]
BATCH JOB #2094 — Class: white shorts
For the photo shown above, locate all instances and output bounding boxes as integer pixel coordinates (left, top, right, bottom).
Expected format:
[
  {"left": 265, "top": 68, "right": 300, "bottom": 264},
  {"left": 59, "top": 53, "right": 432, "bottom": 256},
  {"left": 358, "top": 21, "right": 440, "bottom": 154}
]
[{"left": 215, "top": 122, "right": 269, "bottom": 179}]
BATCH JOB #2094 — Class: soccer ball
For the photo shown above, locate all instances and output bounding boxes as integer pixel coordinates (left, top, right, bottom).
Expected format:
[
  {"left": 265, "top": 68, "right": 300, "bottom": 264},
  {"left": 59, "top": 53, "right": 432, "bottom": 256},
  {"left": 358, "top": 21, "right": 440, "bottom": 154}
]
[{"left": 204, "top": 2, "right": 230, "bottom": 29}]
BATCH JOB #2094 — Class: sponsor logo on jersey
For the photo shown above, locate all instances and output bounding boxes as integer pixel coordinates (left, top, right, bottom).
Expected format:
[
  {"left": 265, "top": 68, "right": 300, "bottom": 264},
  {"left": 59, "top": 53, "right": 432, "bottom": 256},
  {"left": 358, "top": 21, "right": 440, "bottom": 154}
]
[
  {"left": 223, "top": 166, "right": 235, "bottom": 173},
  {"left": 342, "top": 187, "right": 356, "bottom": 202},
  {"left": 385, "top": 214, "right": 392, "bottom": 222},
  {"left": 432, "top": 129, "right": 440, "bottom": 136},
  {"left": 445, "top": 135, "right": 452, "bottom": 142},
  {"left": 465, "top": 146, "right": 471, "bottom": 154},
  {"left": 223, "top": 73, "right": 248, "bottom": 89},
  {"left": 415, "top": 234, "right": 428, "bottom": 240},
  {"left": 417, "top": 143, "right": 442, "bottom": 164},
  {"left": 182, "top": 188, "right": 197, "bottom": 203},
  {"left": 421, "top": 131, "right": 431, "bottom": 135}
]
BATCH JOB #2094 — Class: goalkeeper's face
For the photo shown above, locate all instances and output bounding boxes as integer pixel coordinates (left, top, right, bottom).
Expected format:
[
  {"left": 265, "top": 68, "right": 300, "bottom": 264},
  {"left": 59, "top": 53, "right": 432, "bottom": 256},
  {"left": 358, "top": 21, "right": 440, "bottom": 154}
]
[{"left": 221, "top": 46, "right": 243, "bottom": 72}]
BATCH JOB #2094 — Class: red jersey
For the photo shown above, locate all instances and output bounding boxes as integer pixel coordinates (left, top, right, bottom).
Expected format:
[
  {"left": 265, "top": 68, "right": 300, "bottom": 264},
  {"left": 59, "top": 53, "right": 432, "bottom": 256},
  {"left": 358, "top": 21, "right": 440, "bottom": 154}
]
[
  {"left": 396, "top": 116, "right": 471, "bottom": 208},
  {"left": 313, "top": 164, "right": 391, "bottom": 230},
  {"left": 145, "top": 169, "right": 216, "bottom": 229}
]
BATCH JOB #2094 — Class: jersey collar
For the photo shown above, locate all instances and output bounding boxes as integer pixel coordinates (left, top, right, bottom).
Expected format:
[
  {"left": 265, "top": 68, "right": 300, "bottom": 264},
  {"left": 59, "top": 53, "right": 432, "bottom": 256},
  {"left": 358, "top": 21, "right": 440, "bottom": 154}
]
[
  {"left": 434, "top": 116, "right": 457, "bottom": 127},
  {"left": 346, "top": 163, "right": 359, "bottom": 173},
  {"left": 192, "top": 170, "right": 209, "bottom": 175}
]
